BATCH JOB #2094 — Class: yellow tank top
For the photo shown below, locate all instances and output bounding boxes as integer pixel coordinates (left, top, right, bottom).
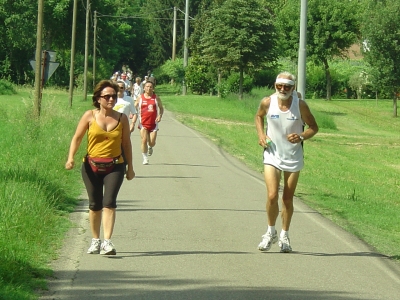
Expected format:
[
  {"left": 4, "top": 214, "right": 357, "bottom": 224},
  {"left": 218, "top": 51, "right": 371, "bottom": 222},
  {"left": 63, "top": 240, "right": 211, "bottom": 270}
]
[{"left": 87, "top": 111, "right": 124, "bottom": 162}]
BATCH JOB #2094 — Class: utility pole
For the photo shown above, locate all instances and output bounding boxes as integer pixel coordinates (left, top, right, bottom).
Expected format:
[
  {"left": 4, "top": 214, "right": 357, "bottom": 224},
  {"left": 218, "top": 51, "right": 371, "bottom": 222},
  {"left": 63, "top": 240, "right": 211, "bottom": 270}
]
[
  {"left": 172, "top": 7, "right": 177, "bottom": 61},
  {"left": 33, "top": 0, "right": 44, "bottom": 118},
  {"left": 182, "top": 0, "right": 189, "bottom": 95},
  {"left": 297, "top": 0, "right": 307, "bottom": 100},
  {"left": 83, "top": 0, "right": 91, "bottom": 101},
  {"left": 93, "top": 11, "right": 97, "bottom": 90},
  {"left": 68, "top": 0, "right": 78, "bottom": 107}
]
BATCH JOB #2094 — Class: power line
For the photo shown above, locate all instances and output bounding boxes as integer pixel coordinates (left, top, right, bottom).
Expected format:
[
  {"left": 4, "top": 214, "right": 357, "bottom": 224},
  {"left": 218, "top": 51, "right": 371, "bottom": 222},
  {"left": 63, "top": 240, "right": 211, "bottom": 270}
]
[
  {"left": 96, "top": 7, "right": 195, "bottom": 21},
  {"left": 98, "top": 15, "right": 188, "bottom": 21}
]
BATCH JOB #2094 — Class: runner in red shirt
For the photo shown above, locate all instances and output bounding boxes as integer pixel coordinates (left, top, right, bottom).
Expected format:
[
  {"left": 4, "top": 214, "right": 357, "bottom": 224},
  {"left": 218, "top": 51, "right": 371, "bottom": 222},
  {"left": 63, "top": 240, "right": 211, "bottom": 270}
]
[{"left": 134, "top": 81, "right": 164, "bottom": 165}]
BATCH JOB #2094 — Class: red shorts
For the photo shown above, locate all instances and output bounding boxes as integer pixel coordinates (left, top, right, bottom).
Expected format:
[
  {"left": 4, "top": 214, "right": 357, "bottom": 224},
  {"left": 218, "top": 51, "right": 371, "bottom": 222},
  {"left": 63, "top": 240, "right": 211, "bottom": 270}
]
[{"left": 138, "top": 122, "right": 158, "bottom": 132}]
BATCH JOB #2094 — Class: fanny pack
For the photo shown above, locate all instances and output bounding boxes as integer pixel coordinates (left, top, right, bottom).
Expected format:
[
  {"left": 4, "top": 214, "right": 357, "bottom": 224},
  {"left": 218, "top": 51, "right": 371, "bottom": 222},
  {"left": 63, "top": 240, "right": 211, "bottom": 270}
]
[{"left": 86, "top": 156, "right": 120, "bottom": 174}]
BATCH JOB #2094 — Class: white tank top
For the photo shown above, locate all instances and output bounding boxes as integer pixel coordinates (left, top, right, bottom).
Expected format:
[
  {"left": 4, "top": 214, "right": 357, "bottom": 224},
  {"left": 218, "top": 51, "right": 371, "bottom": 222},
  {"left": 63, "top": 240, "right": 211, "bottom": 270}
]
[{"left": 263, "top": 93, "right": 304, "bottom": 172}]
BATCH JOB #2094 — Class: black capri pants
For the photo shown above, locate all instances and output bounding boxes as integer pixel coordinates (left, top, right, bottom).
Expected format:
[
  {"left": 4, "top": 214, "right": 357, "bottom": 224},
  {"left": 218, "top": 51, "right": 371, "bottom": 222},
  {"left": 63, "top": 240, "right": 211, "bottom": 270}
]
[{"left": 81, "top": 161, "right": 125, "bottom": 211}]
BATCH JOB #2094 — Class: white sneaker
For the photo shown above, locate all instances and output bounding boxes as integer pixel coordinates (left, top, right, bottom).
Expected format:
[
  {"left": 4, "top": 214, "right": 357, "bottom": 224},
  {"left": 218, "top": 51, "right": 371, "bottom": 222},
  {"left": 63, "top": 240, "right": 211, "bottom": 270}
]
[
  {"left": 100, "top": 239, "right": 116, "bottom": 255},
  {"left": 147, "top": 147, "right": 153, "bottom": 156},
  {"left": 258, "top": 231, "right": 278, "bottom": 251},
  {"left": 279, "top": 235, "right": 292, "bottom": 253},
  {"left": 87, "top": 238, "right": 101, "bottom": 254},
  {"left": 143, "top": 157, "right": 149, "bottom": 165}
]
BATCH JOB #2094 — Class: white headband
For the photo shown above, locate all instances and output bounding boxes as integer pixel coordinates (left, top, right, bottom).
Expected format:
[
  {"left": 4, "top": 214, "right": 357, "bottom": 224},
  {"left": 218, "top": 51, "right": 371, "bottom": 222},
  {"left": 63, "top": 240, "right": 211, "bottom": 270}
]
[{"left": 275, "top": 78, "right": 295, "bottom": 85}]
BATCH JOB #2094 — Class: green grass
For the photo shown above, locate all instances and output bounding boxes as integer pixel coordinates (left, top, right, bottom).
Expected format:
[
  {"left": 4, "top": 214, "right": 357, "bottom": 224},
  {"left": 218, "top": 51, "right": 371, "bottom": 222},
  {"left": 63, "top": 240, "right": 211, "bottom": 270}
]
[
  {"left": 0, "top": 85, "right": 399, "bottom": 299},
  {"left": 0, "top": 87, "right": 92, "bottom": 299},
  {"left": 160, "top": 86, "right": 400, "bottom": 261}
]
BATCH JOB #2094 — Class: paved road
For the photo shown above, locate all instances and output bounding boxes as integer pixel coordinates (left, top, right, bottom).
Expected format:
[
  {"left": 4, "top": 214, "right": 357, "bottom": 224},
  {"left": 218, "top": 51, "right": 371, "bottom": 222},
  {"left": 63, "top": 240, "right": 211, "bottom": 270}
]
[{"left": 40, "top": 110, "right": 400, "bottom": 300}]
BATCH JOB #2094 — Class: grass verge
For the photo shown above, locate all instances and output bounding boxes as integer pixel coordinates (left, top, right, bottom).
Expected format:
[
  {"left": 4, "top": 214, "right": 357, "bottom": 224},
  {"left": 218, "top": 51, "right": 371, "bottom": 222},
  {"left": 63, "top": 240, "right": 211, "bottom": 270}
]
[{"left": 0, "top": 87, "right": 91, "bottom": 299}]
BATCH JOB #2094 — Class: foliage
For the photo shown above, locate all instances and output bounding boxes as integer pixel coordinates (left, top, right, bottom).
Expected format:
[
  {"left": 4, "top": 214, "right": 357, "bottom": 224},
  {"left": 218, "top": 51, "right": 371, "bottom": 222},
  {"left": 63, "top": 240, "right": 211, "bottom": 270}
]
[
  {"left": 0, "top": 80, "right": 17, "bottom": 95},
  {"left": 156, "top": 58, "right": 185, "bottom": 85},
  {"left": 185, "top": 56, "right": 216, "bottom": 94},
  {"left": 276, "top": 0, "right": 360, "bottom": 100},
  {"left": 225, "top": 73, "right": 254, "bottom": 94},
  {"left": 198, "top": 0, "right": 277, "bottom": 98},
  {"left": 252, "top": 68, "right": 280, "bottom": 88},
  {"left": 361, "top": 0, "right": 400, "bottom": 115}
]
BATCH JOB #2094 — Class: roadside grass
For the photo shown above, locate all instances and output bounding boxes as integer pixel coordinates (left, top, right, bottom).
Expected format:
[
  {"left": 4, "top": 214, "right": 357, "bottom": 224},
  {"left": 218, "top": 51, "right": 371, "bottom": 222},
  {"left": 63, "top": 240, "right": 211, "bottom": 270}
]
[
  {"left": 160, "top": 86, "right": 400, "bottom": 261},
  {"left": 0, "top": 87, "right": 91, "bottom": 299}
]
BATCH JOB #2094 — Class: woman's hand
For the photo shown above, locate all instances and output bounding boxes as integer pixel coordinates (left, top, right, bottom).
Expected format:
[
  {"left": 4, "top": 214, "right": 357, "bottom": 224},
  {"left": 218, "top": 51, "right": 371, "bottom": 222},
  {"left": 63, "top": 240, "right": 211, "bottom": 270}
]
[
  {"left": 65, "top": 159, "right": 75, "bottom": 170},
  {"left": 126, "top": 168, "right": 135, "bottom": 180}
]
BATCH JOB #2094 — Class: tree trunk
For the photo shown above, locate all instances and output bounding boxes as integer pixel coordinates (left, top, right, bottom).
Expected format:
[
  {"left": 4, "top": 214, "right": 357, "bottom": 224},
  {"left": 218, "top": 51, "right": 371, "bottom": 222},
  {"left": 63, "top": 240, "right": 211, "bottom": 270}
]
[
  {"left": 239, "top": 68, "right": 243, "bottom": 100},
  {"left": 323, "top": 59, "right": 331, "bottom": 100},
  {"left": 217, "top": 70, "right": 221, "bottom": 98},
  {"left": 393, "top": 91, "right": 398, "bottom": 117}
]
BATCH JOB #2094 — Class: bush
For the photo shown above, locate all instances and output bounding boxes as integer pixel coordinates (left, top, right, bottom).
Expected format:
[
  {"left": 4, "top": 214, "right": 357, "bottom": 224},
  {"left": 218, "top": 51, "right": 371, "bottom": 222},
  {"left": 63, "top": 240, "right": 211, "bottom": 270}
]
[
  {"left": 156, "top": 58, "right": 185, "bottom": 85},
  {"left": 0, "top": 80, "right": 17, "bottom": 95},
  {"left": 224, "top": 73, "right": 254, "bottom": 94},
  {"left": 184, "top": 56, "right": 217, "bottom": 95},
  {"left": 252, "top": 68, "right": 279, "bottom": 88}
]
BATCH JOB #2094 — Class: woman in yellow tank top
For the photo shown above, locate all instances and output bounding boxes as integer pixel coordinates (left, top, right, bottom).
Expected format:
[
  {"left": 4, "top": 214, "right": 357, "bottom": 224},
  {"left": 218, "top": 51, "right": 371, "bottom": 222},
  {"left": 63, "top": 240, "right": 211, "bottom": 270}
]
[{"left": 65, "top": 80, "right": 135, "bottom": 255}]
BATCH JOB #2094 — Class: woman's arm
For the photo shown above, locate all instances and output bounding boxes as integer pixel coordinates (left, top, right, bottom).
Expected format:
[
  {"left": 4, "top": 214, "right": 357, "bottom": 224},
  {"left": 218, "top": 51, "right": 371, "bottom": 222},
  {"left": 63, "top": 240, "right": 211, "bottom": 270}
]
[
  {"left": 121, "top": 114, "right": 135, "bottom": 180},
  {"left": 65, "top": 110, "right": 92, "bottom": 170}
]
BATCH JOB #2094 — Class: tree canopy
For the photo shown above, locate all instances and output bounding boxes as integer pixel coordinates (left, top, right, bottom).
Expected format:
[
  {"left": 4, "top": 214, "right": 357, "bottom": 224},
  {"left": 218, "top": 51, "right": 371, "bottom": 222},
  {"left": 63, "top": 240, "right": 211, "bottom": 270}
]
[
  {"left": 361, "top": 0, "right": 400, "bottom": 116},
  {"left": 276, "top": 0, "right": 360, "bottom": 100},
  {"left": 198, "top": 0, "right": 277, "bottom": 99}
]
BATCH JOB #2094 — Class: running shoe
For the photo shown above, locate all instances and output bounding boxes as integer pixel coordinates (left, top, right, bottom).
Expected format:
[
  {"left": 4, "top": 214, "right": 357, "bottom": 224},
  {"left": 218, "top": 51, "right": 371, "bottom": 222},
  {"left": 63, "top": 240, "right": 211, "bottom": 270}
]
[
  {"left": 258, "top": 231, "right": 278, "bottom": 251},
  {"left": 87, "top": 238, "right": 101, "bottom": 254},
  {"left": 147, "top": 147, "right": 153, "bottom": 156},
  {"left": 279, "top": 235, "right": 292, "bottom": 253},
  {"left": 100, "top": 239, "right": 116, "bottom": 255},
  {"left": 143, "top": 157, "right": 149, "bottom": 165}
]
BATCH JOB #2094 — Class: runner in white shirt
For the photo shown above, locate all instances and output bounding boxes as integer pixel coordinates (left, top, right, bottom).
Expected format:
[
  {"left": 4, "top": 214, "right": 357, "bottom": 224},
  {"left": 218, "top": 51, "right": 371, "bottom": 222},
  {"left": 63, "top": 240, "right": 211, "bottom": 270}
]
[
  {"left": 114, "top": 81, "right": 137, "bottom": 133},
  {"left": 132, "top": 77, "right": 143, "bottom": 100},
  {"left": 255, "top": 71, "right": 319, "bottom": 253}
]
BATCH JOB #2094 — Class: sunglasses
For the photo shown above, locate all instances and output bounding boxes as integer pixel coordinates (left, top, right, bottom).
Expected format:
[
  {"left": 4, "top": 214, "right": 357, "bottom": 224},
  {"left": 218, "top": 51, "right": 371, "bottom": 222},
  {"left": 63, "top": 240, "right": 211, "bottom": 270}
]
[
  {"left": 100, "top": 94, "right": 117, "bottom": 101},
  {"left": 275, "top": 84, "right": 293, "bottom": 91},
  {"left": 119, "top": 86, "right": 125, "bottom": 89}
]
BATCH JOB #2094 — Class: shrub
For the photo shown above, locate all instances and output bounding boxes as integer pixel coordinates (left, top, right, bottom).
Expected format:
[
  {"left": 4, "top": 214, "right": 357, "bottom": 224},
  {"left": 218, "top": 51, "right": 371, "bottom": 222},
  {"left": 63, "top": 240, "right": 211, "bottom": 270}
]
[
  {"left": 157, "top": 58, "right": 185, "bottom": 85},
  {"left": 253, "top": 68, "right": 279, "bottom": 87},
  {"left": 225, "top": 73, "right": 254, "bottom": 94},
  {"left": 185, "top": 57, "right": 216, "bottom": 95},
  {"left": 0, "top": 80, "right": 17, "bottom": 95}
]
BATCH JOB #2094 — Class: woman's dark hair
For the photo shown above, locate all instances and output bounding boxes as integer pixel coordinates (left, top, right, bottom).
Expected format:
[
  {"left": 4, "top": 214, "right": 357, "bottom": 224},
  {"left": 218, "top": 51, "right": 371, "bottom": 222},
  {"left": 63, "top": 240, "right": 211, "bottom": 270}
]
[{"left": 92, "top": 80, "right": 119, "bottom": 108}]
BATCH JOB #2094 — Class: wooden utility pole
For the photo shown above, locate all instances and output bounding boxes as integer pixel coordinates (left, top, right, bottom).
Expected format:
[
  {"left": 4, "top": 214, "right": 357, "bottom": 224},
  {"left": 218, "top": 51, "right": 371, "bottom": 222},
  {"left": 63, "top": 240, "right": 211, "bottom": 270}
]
[
  {"left": 93, "top": 11, "right": 97, "bottom": 90},
  {"left": 68, "top": 0, "right": 78, "bottom": 108},
  {"left": 83, "top": 0, "right": 91, "bottom": 101},
  {"left": 33, "top": 0, "right": 44, "bottom": 118},
  {"left": 172, "top": 7, "right": 177, "bottom": 61}
]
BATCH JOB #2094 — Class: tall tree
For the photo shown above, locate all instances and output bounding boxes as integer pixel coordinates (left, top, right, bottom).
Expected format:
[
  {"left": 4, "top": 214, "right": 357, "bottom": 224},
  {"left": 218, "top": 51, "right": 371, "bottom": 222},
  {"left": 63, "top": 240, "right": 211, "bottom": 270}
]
[
  {"left": 276, "top": 0, "right": 360, "bottom": 100},
  {"left": 199, "top": 0, "right": 277, "bottom": 99},
  {"left": 361, "top": 0, "right": 400, "bottom": 117},
  {"left": 0, "top": 0, "right": 38, "bottom": 83},
  {"left": 139, "top": 0, "right": 203, "bottom": 70}
]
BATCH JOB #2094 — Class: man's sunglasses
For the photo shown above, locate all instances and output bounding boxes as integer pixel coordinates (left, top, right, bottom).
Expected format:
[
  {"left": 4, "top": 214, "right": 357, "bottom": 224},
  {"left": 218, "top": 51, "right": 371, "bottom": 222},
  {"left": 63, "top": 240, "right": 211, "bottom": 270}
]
[{"left": 275, "top": 84, "right": 293, "bottom": 91}]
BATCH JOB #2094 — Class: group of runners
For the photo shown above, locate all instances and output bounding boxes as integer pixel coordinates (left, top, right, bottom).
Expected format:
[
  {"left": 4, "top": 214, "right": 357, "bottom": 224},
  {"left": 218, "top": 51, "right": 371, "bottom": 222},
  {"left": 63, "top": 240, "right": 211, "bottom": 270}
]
[{"left": 111, "top": 72, "right": 163, "bottom": 166}]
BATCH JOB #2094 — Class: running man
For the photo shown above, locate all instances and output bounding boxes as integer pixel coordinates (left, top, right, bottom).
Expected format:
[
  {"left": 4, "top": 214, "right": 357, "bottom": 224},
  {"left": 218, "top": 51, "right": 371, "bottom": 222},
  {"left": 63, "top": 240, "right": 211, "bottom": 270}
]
[
  {"left": 134, "top": 81, "right": 164, "bottom": 165},
  {"left": 255, "top": 71, "right": 318, "bottom": 253}
]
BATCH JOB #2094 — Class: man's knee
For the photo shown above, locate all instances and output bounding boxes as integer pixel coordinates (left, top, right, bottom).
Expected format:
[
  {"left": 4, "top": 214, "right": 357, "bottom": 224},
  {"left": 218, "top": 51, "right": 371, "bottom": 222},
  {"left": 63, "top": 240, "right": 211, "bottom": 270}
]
[
  {"left": 267, "top": 193, "right": 279, "bottom": 204},
  {"left": 281, "top": 197, "right": 294, "bottom": 208}
]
